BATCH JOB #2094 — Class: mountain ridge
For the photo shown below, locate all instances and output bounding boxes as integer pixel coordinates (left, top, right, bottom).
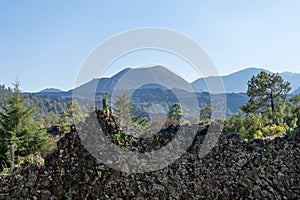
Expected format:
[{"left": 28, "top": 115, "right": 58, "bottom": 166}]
[
  {"left": 192, "top": 67, "right": 300, "bottom": 93},
  {"left": 33, "top": 67, "right": 300, "bottom": 95},
  {"left": 71, "top": 65, "right": 194, "bottom": 97},
  {"left": 39, "top": 88, "right": 65, "bottom": 93}
]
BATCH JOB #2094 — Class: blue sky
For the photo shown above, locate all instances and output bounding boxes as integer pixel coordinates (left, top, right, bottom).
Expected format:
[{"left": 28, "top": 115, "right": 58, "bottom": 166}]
[{"left": 1, "top": 0, "right": 300, "bottom": 92}]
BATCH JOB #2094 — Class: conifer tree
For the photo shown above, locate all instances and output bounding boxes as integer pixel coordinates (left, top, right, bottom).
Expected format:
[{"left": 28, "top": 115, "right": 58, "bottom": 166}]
[
  {"left": 199, "top": 106, "right": 213, "bottom": 128},
  {"left": 59, "top": 100, "right": 87, "bottom": 133},
  {"left": 0, "top": 82, "right": 49, "bottom": 172},
  {"left": 113, "top": 91, "right": 148, "bottom": 131},
  {"left": 241, "top": 71, "right": 291, "bottom": 125},
  {"left": 167, "top": 103, "right": 184, "bottom": 125}
]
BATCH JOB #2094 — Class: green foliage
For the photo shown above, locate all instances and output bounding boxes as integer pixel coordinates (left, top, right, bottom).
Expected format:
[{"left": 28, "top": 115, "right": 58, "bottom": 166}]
[
  {"left": 242, "top": 114, "right": 264, "bottom": 138},
  {"left": 59, "top": 110, "right": 71, "bottom": 133},
  {"left": 199, "top": 106, "right": 212, "bottom": 128},
  {"left": 114, "top": 92, "right": 135, "bottom": 128},
  {"left": 59, "top": 100, "right": 88, "bottom": 133},
  {"left": 38, "top": 111, "right": 60, "bottom": 129},
  {"left": 285, "top": 127, "right": 294, "bottom": 137},
  {"left": 102, "top": 93, "right": 110, "bottom": 112},
  {"left": 224, "top": 72, "right": 300, "bottom": 142},
  {"left": 223, "top": 112, "right": 244, "bottom": 133},
  {"left": 254, "top": 124, "right": 286, "bottom": 139},
  {"left": 0, "top": 82, "right": 49, "bottom": 172},
  {"left": 167, "top": 103, "right": 184, "bottom": 124},
  {"left": 224, "top": 113, "right": 286, "bottom": 141},
  {"left": 199, "top": 106, "right": 212, "bottom": 121},
  {"left": 113, "top": 91, "right": 149, "bottom": 133},
  {"left": 23, "top": 94, "right": 67, "bottom": 121},
  {"left": 241, "top": 71, "right": 291, "bottom": 125},
  {"left": 112, "top": 129, "right": 133, "bottom": 147},
  {"left": 285, "top": 94, "right": 300, "bottom": 128}
]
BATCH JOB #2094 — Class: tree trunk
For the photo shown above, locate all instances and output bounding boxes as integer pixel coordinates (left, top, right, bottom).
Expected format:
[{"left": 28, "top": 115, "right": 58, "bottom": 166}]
[
  {"left": 10, "top": 144, "right": 14, "bottom": 174},
  {"left": 270, "top": 95, "right": 275, "bottom": 124}
]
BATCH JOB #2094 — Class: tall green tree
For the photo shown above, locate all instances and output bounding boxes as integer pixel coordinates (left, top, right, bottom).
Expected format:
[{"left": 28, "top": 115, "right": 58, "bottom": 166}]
[
  {"left": 224, "top": 72, "right": 297, "bottom": 141},
  {"left": 241, "top": 71, "right": 291, "bottom": 125},
  {"left": 113, "top": 92, "right": 134, "bottom": 128},
  {"left": 102, "top": 93, "right": 110, "bottom": 112},
  {"left": 0, "top": 83, "right": 49, "bottom": 172},
  {"left": 167, "top": 103, "right": 184, "bottom": 125},
  {"left": 285, "top": 94, "right": 300, "bottom": 128},
  {"left": 59, "top": 100, "right": 87, "bottom": 133},
  {"left": 199, "top": 106, "right": 213, "bottom": 128},
  {"left": 113, "top": 91, "right": 148, "bottom": 131}
]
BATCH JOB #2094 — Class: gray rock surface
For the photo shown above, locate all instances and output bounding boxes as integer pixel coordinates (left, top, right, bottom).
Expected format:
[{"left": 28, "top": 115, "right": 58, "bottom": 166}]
[{"left": 0, "top": 114, "right": 300, "bottom": 199}]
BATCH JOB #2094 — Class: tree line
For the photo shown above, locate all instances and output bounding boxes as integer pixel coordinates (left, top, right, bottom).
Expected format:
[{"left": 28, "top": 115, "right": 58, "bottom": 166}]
[
  {"left": 0, "top": 83, "right": 89, "bottom": 173},
  {"left": 0, "top": 83, "right": 185, "bottom": 173},
  {"left": 0, "top": 71, "right": 299, "bottom": 173}
]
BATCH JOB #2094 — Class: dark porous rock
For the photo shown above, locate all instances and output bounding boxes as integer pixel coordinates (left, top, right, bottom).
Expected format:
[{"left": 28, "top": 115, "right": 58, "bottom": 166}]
[
  {"left": 0, "top": 111, "right": 299, "bottom": 199},
  {"left": 297, "top": 116, "right": 300, "bottom": 127}
]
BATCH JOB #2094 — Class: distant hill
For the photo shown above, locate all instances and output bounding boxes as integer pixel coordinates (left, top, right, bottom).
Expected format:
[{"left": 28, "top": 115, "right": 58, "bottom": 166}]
[
  {"left": 72, "top": 65, "right": 194, "bottom": 97},
  {"left": 15, "top": 66, "right": 298, "bottom": 117},
  {"left": 36, "top": 67, "right": 300, "bottom": 96},
  {"left": 192, "top": 67, "right": 300, "bottom": 93},
  {"left": 294, "top": 87, "right": 300, "bottom": 94},
  {"left": 69, "top": 66, "right": 249, "bottom": 116},
  {"left": 280, "top": 72, "right": 300, "bottom": 93},
  {"left": 39, "top": 88, "right": 64, "bottom": 93}
]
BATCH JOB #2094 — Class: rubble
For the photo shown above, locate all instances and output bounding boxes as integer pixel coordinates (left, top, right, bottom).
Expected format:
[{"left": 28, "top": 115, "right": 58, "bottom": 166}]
[{"left": 0, "top": 114, "right": 299, "bottom": 199}]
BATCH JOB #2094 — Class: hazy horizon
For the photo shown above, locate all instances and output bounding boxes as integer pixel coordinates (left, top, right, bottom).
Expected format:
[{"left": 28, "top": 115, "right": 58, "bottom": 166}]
[{"left": 17, "top": 66, "right": 300, "bottom": 93}]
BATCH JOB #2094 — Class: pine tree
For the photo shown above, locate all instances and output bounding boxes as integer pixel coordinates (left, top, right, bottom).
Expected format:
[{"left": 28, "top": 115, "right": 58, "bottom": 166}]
[
  {"left": 241, "top": 71, "right": 291, "bottom": 125},
  {"left": 199, "top": 106, "right": 213, "bottom": 128},
  {"left": 224, "top": 72, "right": 294, "bottom": 141},
  {"left": 114, "top": 92, "right": 135, "bottom": 129},
  {"left": 286, "top": 94, "right": 300, "bottom": 128},
  {"left": 167, "top": 103, "right": 184, "bottom": 125},
  {"left": 59, "top": 100, "right": 87, "bottom": 133},
  {"left": 0, "top": 82, "right": 49, "bottom": 172},
  {"left": 113, "top": 91, "right": 148, "bottom": 132},
  {"left": 102, "top": 93, "right": 110, "bottom": 112}
]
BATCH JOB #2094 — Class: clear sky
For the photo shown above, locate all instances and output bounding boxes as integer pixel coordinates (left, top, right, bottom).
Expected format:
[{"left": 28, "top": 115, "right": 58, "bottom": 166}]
[{"left": 1, "top": 0, "right": 300, "bottom": 92}]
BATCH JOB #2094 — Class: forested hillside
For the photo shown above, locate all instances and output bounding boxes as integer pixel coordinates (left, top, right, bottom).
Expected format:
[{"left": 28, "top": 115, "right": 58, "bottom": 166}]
[
  {"left": 0, "top": 71, "right": 299, "bottom": 187},
  {"left": 0, "top": 70, "right": 300, "bottom": 199}
]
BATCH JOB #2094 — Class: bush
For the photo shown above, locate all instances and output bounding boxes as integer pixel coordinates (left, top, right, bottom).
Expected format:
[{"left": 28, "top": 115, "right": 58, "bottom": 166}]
[{"left": 254, "top": 124, "right": 287, "bottom": 139}]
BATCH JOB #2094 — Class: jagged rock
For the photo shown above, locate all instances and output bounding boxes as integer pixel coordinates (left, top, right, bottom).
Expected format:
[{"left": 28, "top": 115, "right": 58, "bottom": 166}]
[{"left": 0, "top": 111, "right": 299, "bottom": 199}]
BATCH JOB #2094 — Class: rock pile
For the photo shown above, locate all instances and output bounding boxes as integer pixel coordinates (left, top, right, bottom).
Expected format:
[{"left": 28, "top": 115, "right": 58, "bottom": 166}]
[
  {"left": 0, "top": 114, "right": 299, "bottom": 199},
  {"left": 95, "top": 109, "right": 188, "bottom": 153}
]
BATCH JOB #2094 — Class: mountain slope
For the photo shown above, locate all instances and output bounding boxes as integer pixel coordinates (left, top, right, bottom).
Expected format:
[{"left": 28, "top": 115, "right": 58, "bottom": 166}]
[
  {"left": 72, "top": 65, "right": 194, "bottom": 96},
  {"left": 192, "top": 67, "right": 300, "bottom": 93},
  {"left": 293, "top": 87, "right": 300, "bottom": 94},
  {"left": 39, "top": 88, "right": 64, "bottom": 93}
]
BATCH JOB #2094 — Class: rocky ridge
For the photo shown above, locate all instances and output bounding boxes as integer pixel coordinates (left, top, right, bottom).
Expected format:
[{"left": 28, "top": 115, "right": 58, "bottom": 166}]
[{"left": 0, "top": 113, "right": 299, "bottom": 199}]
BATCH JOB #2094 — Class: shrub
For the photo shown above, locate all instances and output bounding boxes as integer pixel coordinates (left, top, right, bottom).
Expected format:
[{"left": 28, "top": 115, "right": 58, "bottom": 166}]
[{"left": 254, "top": 124, "right": 287, "bottom": 139}]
